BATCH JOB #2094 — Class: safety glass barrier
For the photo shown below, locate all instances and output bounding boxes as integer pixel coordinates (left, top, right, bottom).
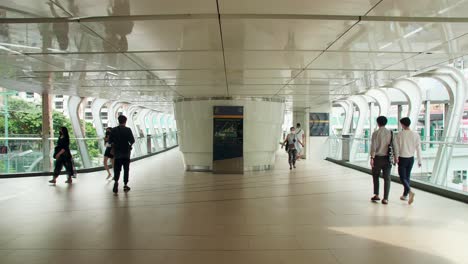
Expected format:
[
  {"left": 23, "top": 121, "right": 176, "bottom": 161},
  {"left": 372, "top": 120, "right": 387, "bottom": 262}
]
[
  {"left": 0, "top": 132, "right": 178, "bottom": 175},
  {"left": 326, "top": 136, "right": 468, "bottom": 195}
]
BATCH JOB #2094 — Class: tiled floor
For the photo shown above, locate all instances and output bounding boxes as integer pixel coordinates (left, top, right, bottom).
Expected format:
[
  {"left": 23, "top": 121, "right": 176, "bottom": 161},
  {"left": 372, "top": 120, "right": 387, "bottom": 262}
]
[{"left": 0, "top": 149, "right": 467, "bottom": 264}]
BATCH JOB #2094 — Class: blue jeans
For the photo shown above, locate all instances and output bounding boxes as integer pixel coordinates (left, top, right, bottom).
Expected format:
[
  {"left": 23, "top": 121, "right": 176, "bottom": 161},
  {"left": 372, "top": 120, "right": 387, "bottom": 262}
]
[{"left": 398, "top": 157, "right": 414, "bottom": 196}]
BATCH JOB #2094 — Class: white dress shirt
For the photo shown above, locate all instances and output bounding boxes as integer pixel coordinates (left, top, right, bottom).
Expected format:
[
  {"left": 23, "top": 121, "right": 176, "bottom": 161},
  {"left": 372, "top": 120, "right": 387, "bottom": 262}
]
[
  {"left": 395, "top": 129, "right": 422, "bottom": 164},
  {"left": 370, "top": 127, "right": 394, "bottom": 158},
  {"left": 295, "top": 128, "right": 304, "bottom": 151}
]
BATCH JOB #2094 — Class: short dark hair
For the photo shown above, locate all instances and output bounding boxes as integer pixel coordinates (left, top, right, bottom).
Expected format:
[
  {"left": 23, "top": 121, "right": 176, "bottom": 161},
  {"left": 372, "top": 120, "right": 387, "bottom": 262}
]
[
  {"left": 400, "top": 117, "right": 411, "bottom": 127},
  {"left": 118, "top": 115, "right": 127, "bottom": 124},
  {"left": 376, "top": 116, "right": 388, "bottom": 126},
  {"left": 290, "top": 126, "right": 295, "bottom": 131},
  {"left": 296, "top": 123, "right": 301, "bottom": 127}
]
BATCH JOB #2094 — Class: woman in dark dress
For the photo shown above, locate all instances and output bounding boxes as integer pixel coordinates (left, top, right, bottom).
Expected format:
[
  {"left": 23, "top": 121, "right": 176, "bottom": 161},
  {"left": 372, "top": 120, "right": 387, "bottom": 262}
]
[
  {"left": 49, "top": 127, "right": 74, "bottom": 184},
  {"left": 104, "top": 127, "right": 114, "bottom": 179}
]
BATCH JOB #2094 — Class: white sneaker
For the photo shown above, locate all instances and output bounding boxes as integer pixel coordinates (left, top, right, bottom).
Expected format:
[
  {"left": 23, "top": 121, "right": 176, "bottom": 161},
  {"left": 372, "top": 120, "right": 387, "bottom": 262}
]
[
  {"left": 408, "top": 191, "right": 415, "bottom": 205},
  {"left": 400, "top": 195, "right": 408, "bottom": 201}
]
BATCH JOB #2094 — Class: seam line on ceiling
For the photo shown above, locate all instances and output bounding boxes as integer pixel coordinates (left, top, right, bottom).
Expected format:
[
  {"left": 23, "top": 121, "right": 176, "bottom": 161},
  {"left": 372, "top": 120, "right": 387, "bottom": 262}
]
[
  {"left": 216, "top": 0, "right": 230, "bottom": 96},
  {"left": 6, "top": 14, "right": 468, "bottom": 23},
  {"left": 20, "top": 49, "right": 423, "bottom": 55},
  {"left": 363, "top": 0, "right": 385, "bottom": 16},
  {"left": 272, "top": 17, "right": 362, "bottom": 97},
  {"left": 273, "top": 0, "right": 386, "bottom": 100},
  {"left": 335, "top": 26, "right": 468, "bottom": 94}
]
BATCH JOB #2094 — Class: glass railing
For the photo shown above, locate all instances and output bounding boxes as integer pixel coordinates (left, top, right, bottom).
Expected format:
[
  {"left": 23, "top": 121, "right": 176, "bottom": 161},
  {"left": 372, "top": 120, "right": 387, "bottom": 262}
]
[
  {"left": 0, "top": 132, "right": 178, "bottom": 175},
  {"left": 327, "top": 136, "right": 468, "bottom": 195}
]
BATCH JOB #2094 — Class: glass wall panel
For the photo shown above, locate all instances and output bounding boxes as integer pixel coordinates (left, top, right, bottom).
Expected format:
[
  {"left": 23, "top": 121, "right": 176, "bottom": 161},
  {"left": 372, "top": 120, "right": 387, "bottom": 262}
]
[{"left": 0, "top": 90, "right": 178, "bottom": 175}]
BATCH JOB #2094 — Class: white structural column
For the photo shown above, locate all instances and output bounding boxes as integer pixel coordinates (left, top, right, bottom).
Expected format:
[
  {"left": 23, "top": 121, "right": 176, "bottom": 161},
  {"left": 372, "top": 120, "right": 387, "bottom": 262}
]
[
  {"left": 293, "top": 109, "right": 310, "bottom": 159},
  {"left": 336, "top": 100, "right": 354, "bottom": 135},
  {"left": 348, "top": 95, "right": 369, "bottom": 162},
  {"left": 155, "top": 113, "right": 165, "bottom": 149},
  {"left": 41, "top": 93, "right": 53, "bottom": 172},
  {"left": 392, "top": 79, "right": 424, "bottom": 130},
  {"left": 168, "top": 115, "right": 177, "bottom": 146},
  {"left": 419, "top": 66, "right": 468, "bottom": 185},
  {"left": 91, "top": 98, "right": 109, "bottom": 152},
  {"left": 108, "top": 101, "right": 126, "bottom": 127},
  {"left": 162, "top": 114, "right": 171, "bottom": 146},
  {"left": 136, "top": 108, "right": 151, "bottom": 154},
  {"left": 174, "top": 98, "right": 285, "bottom": 171},
  {"left": 126, "top": 105, "right": 142, "bottom": 157},
  {"left": 424, "top": 98, "right": 431, "bottom": 145},
  {"left": 149, "top": 111, "right": 162, "bottom": 150},
  {"left": 366, "top": 88, "right": 391, "bottom": 117},
  {"left": 67, "top": 96, "right": 92, "bottom": 168}
]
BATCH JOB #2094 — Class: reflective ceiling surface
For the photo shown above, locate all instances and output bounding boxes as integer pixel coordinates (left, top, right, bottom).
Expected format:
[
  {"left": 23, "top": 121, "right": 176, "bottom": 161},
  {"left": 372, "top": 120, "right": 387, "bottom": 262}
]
[{"left": 1, "top": 0, "right": 468, "bottom": 109}]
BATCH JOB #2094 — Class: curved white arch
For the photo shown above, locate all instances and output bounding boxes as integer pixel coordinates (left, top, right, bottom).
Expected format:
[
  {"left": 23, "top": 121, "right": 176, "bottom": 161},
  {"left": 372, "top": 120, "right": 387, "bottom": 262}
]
[
  {"left": 137, "top": 108, "right": 151, "bottom": 137},
  {"left": 366, "top": 88, "right": 391, "bottom": 117},
  {"left": 391, "top": 79, "right": 424, "bottom": 130},
  {"left": 335, "top": 100, "right": 353, "bottom": 135},
  {"left": 126, "top": 105, "right": 142, "bottom": 157},
  {"left": 91, "top": 98, "right": 109, "bottom": 152},
  {"left": 418, "top": 66, "right": 468, "bottom": 185},
  {"left": 147, "top": 111, "right": 161, "bottom": 150},
  {"left": 348, "top": 95, "right": 370, "bottom": 161},
  {"left": 136, "top": 108, "right": 152, "bottom": 154},
  {"left": 108, "top": 101, "right": 126, "bottom": 127},
  {"left": 67, "top": 96, "right": 92, "bottom": 168}
]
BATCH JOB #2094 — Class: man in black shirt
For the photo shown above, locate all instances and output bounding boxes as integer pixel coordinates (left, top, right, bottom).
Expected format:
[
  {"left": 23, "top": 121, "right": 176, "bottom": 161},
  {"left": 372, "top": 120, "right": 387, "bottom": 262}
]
[{"left": 109, "top": 115, "right": 135, "bottom": 194}]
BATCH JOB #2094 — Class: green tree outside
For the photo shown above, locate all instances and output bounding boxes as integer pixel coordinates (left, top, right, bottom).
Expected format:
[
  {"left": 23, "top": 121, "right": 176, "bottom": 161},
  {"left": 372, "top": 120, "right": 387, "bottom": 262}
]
[{"left": 0, "top": 96, "right": 102, "bottom": 172}]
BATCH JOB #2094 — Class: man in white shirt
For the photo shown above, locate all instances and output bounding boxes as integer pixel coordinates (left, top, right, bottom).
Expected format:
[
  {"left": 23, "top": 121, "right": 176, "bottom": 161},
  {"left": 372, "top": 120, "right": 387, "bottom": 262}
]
[
  {"left": 395, "top": 117, "right": 422, "bottom": 205},
  {"left": 370, "top": 116, "right": 396, "bottom": 204},
  {"left": 295, "top": 123, "right": 305, "bottom": 160}
]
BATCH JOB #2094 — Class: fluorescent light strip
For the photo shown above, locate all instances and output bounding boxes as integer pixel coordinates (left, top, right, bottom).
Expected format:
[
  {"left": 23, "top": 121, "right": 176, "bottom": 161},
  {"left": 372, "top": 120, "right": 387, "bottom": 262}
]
[
  {"left": 438, "top": 0, "right": 466, "bottom": 14},
  {"left": 0, "top": 42, "right": 40, "bottom": 50},
  {"left": 379, "top": 42, "right": 393, "bottom": 50},
  {"left": 0, "top": 45, "right": 22, "bottom": 55},
  {"left": 106, "top": 71, "right": 118, "bottom": 76},
  {"left": 47, "top": 48, "right": 65, "bottom": 52},
  {"left": 403, "top": 27, "right": 423, "bottom": 38}
]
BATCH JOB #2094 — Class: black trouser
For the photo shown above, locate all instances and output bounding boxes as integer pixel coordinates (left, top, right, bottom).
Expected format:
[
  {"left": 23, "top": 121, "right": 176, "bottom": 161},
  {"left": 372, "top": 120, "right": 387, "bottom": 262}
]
[
  {"left": 114, "top": 158, "right": 130, "bottom": 185},
  {"left": 53, "top": 155, "right": 73, "bottom": 178},
  {"left": 398, "top": 157, "right": 414, "bottom": 196},
  {"left": 288, "top": 149, "right": 297, "bottom": 166},
  {"left": 372, "top": 156, "right": 392, "bottom": 200}
]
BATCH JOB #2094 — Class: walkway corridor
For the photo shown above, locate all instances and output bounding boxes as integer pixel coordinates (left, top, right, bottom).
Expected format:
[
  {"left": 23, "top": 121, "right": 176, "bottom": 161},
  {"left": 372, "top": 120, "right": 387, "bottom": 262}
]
[{"left": 0, "top": 149, "right": 467, "bottom": 264}]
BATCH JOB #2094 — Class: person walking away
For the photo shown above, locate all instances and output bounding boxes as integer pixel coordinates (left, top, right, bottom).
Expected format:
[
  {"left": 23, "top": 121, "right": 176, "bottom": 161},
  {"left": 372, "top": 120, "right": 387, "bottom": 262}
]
[
  {"left": 49, "top": 127, "right": 74, "bottom": 184},
  {"left": 103, "top": 127, "right": 114, "bottom": 179},
  {"left": 282, "top": 126, "right": 303, "bottom": 170},
  {"left": 395, "top": 117, "right": 421, "bottom": 205},
  {"left": 295, "top": 123, "right": 305, "bottom": 160},
  {"left": 370, "top": 116, "right": 396, "bottom": 204},
  {"left": 109, "top": 115, "right": 135, "bottom": 194}
]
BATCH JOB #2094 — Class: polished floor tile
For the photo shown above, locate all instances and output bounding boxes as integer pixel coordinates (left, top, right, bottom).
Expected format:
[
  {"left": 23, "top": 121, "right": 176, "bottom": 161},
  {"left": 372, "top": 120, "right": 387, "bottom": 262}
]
[{"left": 0, "top": 149, "right": 467, "bottom": 263}]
